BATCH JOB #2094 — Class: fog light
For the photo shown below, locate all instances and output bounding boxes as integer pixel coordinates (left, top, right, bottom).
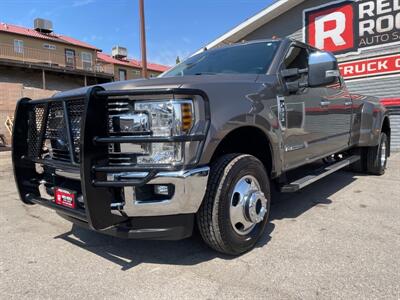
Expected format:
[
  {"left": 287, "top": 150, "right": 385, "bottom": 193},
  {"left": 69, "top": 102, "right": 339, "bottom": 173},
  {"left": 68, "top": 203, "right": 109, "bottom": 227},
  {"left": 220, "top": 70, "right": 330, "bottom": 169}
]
[{"left": 154, "top": 185, "right": 169, "bottom": 196}]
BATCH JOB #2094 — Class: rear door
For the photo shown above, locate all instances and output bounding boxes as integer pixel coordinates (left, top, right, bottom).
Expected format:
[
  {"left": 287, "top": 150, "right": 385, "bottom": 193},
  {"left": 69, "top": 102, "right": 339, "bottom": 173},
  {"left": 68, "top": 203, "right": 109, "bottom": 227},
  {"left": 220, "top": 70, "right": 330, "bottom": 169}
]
[{"left": 323, "top": 75, "right": 353, "bottom": 152}]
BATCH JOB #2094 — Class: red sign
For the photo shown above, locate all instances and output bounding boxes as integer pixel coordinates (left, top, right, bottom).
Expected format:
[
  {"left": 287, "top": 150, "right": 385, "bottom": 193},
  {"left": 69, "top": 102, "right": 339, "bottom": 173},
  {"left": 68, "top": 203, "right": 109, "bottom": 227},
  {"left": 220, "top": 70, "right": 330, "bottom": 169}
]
[
  {"left": 306, "top": 1, "right": 355, "bottom": 53},
  {"left": 339, "top": 54, "right": 400, "bottom": 79},
  {"left": 55, "top": 188, "right": 76, "bottom": 209},
  {"left": 304, "top": 0, "right": 400, "bottom": 55}
]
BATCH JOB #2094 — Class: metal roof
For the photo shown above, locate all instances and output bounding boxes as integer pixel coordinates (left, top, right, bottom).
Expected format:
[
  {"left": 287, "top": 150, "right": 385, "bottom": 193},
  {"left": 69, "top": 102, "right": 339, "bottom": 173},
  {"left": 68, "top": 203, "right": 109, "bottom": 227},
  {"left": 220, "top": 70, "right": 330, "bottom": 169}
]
[
  {"left": 0, "top": 22, "right": 101, "bottom": 51},
  {"left": 97, "top": 52, "right": 169, "bottom": 73}
]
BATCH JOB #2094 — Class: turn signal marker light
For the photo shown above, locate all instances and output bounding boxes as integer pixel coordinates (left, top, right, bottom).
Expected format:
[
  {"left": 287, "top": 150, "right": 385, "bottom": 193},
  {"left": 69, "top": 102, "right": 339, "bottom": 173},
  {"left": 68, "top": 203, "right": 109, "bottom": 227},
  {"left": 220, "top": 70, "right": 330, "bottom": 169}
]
[{"left": 181, "top": 103, "right": 193, "bottom": 133}]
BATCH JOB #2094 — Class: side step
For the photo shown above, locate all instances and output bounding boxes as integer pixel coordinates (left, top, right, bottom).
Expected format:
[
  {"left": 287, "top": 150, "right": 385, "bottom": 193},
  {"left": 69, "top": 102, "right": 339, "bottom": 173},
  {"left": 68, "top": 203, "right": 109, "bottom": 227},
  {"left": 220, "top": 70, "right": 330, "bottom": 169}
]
[{"left": 280, "top": 155, "right": 360, "bottom": 193}]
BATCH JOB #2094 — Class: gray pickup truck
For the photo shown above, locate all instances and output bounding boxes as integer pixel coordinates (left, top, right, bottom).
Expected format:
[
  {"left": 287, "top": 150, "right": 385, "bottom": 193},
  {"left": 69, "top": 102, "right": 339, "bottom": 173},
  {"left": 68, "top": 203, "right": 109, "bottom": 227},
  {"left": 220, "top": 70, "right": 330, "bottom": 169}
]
[{"left": 12, "top": 38, "right": 391, "bottom": 255}]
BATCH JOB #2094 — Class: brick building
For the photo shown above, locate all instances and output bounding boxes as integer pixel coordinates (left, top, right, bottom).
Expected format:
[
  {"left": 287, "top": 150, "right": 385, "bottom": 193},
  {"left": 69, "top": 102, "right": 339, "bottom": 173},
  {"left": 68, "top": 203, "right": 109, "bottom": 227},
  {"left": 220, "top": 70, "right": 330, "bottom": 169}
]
[{"left": 0, "top": 19, "right": 169, "bottom": 144}]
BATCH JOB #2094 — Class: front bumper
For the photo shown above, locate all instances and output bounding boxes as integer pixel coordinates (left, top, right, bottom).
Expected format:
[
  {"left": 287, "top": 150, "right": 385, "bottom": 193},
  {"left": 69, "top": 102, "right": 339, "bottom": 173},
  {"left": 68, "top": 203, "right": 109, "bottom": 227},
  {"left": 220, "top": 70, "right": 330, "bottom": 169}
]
[
  {"left": 114, "top": 167, "right": 210, "bottom": 217},
  {"left": 12, "top": 87, "right": 211, "bottom": 240},
  {"left": 58, "top": 212, "right": 196, "bottom": 240}
]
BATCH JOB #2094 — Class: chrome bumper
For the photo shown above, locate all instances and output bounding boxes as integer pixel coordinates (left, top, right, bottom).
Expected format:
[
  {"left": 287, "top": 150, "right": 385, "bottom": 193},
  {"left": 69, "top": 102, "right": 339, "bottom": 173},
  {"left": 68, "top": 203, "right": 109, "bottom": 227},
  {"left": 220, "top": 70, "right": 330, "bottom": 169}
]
[{"left": 111, "top": 166, "right": 210, "bottom": 217}]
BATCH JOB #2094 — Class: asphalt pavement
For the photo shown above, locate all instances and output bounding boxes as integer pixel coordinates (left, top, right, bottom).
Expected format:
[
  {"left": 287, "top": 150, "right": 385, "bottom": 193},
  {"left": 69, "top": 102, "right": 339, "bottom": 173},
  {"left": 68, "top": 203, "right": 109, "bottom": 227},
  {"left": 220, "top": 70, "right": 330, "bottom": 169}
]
[{"left": 0, "top": 151, "right": 399, "bottom": 299}]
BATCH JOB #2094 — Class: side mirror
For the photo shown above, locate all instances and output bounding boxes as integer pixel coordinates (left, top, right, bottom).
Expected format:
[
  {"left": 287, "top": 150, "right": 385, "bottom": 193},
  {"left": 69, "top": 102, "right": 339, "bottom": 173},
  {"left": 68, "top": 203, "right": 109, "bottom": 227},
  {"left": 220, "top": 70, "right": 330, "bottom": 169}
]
[
  {"left": 280, "top": 68, "right": 308, "bottom": 93},
  {"left": 308, "top": 51, "right": 340, "bottom": 87}
]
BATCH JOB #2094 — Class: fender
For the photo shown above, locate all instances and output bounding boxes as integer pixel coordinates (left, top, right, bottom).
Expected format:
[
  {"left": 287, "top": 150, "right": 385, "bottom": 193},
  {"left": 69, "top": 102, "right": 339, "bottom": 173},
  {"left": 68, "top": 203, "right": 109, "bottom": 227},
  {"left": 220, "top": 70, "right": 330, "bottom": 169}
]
[
  {"left": 199, "top": 113, "right": 282, "bottom": 178},
  {"left": 356, "top": 97, "right": 389, "bottom": 148}
]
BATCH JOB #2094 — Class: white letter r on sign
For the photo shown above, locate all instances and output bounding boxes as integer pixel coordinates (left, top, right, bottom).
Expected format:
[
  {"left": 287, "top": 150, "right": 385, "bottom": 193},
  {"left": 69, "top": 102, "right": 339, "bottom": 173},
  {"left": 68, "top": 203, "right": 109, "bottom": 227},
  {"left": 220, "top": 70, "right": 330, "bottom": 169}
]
[{"left": 315, "top": 11, "right": 346, "bottom": 49}]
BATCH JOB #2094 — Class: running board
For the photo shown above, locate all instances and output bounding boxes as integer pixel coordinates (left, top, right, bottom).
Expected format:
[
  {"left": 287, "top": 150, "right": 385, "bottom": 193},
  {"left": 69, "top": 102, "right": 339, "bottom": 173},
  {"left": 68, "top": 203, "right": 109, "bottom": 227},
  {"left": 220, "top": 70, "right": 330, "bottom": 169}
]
[{"left": 280, "top": 155, "right": 360, "bottom": 193}]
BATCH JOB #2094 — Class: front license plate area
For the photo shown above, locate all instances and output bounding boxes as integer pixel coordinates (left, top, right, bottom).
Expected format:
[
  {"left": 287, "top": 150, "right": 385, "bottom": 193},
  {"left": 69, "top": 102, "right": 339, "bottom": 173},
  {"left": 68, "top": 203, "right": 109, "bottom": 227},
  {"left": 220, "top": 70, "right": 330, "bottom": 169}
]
[{"left": 55, "top": 188, "right": 76, "bottom": 209}]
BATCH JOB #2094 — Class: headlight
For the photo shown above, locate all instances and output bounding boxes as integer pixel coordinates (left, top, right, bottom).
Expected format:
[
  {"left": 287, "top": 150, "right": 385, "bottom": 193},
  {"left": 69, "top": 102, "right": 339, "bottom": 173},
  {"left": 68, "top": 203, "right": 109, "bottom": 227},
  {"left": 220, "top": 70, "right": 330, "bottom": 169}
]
[
  {"left": 109, "top": 99, "right": 195, "bottom": 165},
  {"left": 134, "top": 100, "right": 194, "bottom": 136},
  {"left": 134, "top": 100, "right": 193, "bottom": 165}
]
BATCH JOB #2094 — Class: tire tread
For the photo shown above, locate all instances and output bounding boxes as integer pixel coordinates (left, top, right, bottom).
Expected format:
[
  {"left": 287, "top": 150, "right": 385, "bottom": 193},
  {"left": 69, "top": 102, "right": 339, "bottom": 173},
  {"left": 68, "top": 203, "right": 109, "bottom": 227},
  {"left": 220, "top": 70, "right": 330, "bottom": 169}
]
[{"left": 197, "top": 154, "right": 250, "bottom": 254}]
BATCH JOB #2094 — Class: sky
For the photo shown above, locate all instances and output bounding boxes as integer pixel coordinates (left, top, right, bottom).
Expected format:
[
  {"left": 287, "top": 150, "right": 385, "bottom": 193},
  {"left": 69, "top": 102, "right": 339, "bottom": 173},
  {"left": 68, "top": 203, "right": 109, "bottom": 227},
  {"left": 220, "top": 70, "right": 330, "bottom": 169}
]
[{"left": 0, "top": 0, "right": 276, "bottom": 66}]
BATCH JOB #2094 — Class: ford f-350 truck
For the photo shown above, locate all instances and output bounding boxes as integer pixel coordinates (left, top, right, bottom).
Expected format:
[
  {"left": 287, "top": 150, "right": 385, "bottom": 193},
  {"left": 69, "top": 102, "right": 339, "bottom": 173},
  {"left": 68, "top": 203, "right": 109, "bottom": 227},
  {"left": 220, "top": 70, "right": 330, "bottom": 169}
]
[{"left": 12, "top": 38, "right": 391, "bottom": 255}]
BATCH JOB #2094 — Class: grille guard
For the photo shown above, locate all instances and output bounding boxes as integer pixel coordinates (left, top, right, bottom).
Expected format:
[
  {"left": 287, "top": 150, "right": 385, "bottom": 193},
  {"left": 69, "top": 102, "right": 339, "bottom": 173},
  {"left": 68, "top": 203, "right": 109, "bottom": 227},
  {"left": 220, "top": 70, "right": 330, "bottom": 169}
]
[{"left": 12, "top": 86, "right": 211, "bottom": 230}]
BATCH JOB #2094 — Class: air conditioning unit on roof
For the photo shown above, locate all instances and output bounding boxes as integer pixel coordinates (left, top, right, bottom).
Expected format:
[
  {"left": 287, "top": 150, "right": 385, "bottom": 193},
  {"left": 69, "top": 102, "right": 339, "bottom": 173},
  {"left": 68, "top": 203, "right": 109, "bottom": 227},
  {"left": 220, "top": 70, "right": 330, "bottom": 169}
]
[
  {"left": 112, "top": 46, "right": 128, "bottom": 59},
  {"left": 34, "top": 18, "right": 53, "bottom": 33}
]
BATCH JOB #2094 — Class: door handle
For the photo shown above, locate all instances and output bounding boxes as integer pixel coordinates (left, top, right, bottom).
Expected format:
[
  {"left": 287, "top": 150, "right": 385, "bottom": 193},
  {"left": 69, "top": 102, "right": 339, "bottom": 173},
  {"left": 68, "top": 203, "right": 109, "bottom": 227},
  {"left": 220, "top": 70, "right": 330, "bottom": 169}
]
[
  {"left": 344, "top": 101, "right": 352, "bottom": 106},
  {"left": 320, "top": 101, "right": 330, "bottom": 107}
]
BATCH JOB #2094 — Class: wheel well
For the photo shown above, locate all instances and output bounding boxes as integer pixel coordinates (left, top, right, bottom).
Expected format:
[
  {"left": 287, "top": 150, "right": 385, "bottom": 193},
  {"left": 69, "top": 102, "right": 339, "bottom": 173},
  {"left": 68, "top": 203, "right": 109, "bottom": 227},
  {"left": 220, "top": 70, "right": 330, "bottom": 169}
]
[
  {"left": 210, "top": 126, "right": 273, "bottom": 175},
  {"left": 382, "top": 116, "right": 391, "bottom": 155},
  {"left": 382, "top": 117, "right": 390, "bottom": 136}
]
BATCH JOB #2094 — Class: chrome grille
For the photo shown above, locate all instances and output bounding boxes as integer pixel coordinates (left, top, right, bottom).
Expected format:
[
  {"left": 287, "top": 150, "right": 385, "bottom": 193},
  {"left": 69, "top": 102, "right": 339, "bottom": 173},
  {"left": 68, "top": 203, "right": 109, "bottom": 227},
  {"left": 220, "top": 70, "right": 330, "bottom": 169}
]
[{"left": 107, "top": 98, "right": 151, "bottom": 166}]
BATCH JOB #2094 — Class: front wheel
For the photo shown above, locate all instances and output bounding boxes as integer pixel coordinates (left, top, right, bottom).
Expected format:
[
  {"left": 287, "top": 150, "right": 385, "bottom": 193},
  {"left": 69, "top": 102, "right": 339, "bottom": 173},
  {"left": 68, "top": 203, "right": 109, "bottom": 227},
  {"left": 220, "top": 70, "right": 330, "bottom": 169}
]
[{"left": 197, "top": 154, "right": 271, "bottom": 255}]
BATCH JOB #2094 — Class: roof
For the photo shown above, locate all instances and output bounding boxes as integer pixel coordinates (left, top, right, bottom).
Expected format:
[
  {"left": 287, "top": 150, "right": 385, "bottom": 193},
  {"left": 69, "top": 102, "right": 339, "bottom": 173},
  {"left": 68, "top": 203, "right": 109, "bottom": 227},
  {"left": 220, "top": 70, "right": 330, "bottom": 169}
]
[
  {"left": 196, "top": 0, "right": 305, "bottom": 54},
  {"left": 97, "top": 52, "right": 170, "bottom": 73},
  {"left": 0, "top": 21, "right": 170, "bottom": 73},
  {"left": 97, "top": 52, "right": 141, "bottom": 68},
  {"left": 146, "top": 62, "right": 170, "bottom": 73},
  {"left": 0, "top": 22, "right": 101, "bottom": 51}
]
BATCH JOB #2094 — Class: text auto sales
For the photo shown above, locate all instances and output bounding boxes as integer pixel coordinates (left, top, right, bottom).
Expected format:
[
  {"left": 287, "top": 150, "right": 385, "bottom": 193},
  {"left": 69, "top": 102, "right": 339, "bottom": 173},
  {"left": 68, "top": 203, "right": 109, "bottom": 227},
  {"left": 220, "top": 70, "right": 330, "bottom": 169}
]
[{"left": 358, "top": 0, "right": 400, "bottom": 46}]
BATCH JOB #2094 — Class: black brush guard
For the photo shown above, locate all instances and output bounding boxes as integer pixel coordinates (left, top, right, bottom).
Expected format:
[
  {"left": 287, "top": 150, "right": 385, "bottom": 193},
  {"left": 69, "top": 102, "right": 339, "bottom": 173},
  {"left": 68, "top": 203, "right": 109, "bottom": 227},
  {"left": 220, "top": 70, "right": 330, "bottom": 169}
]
[{"left": 12, "top": 86, "right": 210, "bottom": 232}]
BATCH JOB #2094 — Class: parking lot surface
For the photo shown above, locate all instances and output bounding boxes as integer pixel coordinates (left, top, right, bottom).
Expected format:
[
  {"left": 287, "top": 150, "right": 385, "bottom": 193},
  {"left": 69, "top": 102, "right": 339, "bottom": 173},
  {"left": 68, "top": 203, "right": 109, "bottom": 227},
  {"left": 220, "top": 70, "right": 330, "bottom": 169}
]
[{"left": 0, "top": 151, "right": 399, "bottom": 299}]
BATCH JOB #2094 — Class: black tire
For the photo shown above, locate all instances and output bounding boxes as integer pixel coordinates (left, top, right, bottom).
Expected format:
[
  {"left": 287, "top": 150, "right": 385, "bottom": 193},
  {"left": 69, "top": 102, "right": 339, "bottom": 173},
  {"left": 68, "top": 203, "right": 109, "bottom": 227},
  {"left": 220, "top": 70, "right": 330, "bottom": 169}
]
[
  {"left": 366, "top": 132, "right": 388, "bottom": 175},
  {"left": 196, "top": 154, "right": 271, "bottom": 255}
]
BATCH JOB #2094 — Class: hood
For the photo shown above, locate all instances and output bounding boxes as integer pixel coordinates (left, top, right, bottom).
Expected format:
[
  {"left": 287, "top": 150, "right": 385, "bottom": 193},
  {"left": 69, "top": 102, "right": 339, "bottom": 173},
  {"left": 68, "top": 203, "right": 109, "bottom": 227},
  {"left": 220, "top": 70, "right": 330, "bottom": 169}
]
[{"left": 54, "top": 74, "right": 260, "bottom": 98}]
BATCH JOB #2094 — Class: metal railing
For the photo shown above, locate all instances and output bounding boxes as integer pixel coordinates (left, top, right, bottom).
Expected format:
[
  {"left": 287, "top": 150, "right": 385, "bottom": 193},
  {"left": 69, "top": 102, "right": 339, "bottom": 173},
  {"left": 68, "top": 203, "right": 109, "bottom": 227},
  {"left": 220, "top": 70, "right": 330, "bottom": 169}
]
[{"left": 0, "top": 43, "right": 114, "bottom": 75}]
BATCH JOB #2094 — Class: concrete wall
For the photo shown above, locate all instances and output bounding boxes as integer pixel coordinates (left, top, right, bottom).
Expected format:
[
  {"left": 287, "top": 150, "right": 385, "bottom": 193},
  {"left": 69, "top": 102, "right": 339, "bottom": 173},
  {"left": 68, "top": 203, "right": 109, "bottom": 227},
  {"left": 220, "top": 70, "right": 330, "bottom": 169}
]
[
  {"left": 0, "top": 82, "right": 56, "bottom": 144},
  {"left": 0, "top": 65, "right": 85, "bottom": 91},
  {"left": 114, "top": 65, "right": 142, "bottom": 81},
  {"left": 113, "top": 64, "right": 162, "bottom": 81}
]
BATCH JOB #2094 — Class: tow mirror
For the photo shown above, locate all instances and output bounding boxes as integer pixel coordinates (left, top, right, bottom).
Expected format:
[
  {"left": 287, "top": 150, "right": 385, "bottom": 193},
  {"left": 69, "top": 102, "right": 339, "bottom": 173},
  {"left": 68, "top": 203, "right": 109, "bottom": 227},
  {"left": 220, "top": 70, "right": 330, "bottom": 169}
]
[
  {"left": 308, "top": 51, "right": 339, "bottom": 87},
  {"left": 281, "top": 68, "right": 308, "bottom": 93}
]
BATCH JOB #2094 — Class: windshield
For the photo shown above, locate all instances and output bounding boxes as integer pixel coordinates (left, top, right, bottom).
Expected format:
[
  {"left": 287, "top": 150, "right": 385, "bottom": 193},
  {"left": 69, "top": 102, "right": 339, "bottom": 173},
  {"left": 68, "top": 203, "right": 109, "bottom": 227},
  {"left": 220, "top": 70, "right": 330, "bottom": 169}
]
[{"left": 162, "top": 41, "right": 281, "bottom": 77}]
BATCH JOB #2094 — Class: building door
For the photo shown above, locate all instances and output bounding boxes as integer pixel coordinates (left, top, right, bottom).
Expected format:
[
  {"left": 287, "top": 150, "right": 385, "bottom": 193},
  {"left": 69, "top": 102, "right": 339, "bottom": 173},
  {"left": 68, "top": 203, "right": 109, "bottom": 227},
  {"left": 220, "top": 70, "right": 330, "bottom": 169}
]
[
  {"left": 119, "top": 69, "right": 127, "bottom": 81},
  {"left": 65, "top": 49, "right": 76, "bottom": 68}
]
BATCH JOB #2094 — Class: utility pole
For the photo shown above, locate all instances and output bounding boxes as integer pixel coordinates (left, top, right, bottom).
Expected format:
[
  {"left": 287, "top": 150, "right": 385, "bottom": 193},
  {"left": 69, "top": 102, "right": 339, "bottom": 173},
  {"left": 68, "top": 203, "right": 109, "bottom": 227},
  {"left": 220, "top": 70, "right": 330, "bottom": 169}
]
[{"left": 139, "top": 0, "right": 148, "bottom": 78}]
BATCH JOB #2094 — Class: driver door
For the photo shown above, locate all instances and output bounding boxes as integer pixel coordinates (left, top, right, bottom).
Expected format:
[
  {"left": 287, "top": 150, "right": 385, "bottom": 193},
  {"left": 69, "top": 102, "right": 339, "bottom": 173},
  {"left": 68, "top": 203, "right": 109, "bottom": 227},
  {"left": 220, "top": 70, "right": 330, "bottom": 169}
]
[{"left": 280, "top": 44, "right": 332, "bottom": 170}]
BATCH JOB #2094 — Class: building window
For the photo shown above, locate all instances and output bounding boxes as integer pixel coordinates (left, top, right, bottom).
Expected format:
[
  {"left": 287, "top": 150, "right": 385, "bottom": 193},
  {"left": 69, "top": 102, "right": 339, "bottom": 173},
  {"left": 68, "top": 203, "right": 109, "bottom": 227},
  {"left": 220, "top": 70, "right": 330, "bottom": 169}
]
[
  {"left": 81, "top": 52, "right": 93, "bottom": 70},
  {"left": 65, "top": 49, "right": 76, "bottom": 68},
  {"left": 119, "top": 69, "right": 127, "bottom": 81},
  {"left": 132, "top": 69, "right": 141, "bottom": 76},
  {"left": 14, "top": 39, "right": 24, "bottom": 54},
  {"left": 43, "top": 44, "right": 56, "bottom": 50}
]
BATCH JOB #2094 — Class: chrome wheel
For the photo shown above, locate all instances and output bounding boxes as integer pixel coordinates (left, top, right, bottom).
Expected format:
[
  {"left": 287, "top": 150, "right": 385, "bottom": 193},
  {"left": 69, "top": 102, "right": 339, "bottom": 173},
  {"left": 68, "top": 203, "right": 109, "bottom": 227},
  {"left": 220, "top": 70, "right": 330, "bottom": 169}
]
[
  {"left": 229, "top": 175, "right": 267, "bottom": 235},
  {"left": 380, "top": 142, "right": 387, "bottom": 168}
]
